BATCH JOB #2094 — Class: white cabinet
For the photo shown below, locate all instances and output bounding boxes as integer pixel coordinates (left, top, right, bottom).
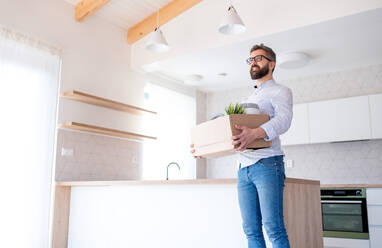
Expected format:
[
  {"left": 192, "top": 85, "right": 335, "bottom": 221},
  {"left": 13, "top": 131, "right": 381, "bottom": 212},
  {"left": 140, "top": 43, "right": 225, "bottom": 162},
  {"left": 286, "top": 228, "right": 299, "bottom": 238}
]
[
  {"left": 367, "top": 188, "right": 382, "bottom": 248},
  {"left": 370, "top": 226, "right": 382, "bottom": 248},
  {"left": 366, "top": 188, "right": 382, "bottom": 205},
  {"left": 280, "top": 94, "right": 380, "bottom": 146},
  {"left": 369, "top": 94, "right": 382, "bottom": 139},
  {"left": 324, "top": 237, "right": 370, "bottom": 248},
  {"left": 308, "top": 96, "right": 371, "bottom": 143},
  {"left": 281, "top": 104, "right": 310, "bottom": 146},
  {"left": 368, "top": 206, "right": 382, "bottom": 226}
]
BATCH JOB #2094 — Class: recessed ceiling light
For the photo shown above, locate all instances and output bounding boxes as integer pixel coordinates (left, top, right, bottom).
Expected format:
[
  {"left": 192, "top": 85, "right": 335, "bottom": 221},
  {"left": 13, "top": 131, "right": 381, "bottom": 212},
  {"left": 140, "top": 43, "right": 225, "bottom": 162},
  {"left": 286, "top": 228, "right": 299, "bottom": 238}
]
[
  {"left": 278, "top": 52, "right": 309, "bottom": 69},
  {"left": 184, "top": 74, "right": 203, "bottom": 86}
]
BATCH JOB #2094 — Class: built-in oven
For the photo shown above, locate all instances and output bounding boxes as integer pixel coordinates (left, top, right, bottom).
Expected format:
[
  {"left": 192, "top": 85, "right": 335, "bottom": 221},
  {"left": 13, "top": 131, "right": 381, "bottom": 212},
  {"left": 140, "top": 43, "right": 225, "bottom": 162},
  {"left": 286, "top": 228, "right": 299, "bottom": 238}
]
[{"left": 321, "top": 188, "right": 369, "bottom": 239}]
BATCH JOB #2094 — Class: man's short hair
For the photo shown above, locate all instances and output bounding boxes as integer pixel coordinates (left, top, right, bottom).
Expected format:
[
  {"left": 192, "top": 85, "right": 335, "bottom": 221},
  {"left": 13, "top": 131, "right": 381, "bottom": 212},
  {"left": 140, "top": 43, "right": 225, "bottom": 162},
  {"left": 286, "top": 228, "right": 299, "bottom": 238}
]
[{"left": 250, "top": 44, "right": 276, "bottom": 72}]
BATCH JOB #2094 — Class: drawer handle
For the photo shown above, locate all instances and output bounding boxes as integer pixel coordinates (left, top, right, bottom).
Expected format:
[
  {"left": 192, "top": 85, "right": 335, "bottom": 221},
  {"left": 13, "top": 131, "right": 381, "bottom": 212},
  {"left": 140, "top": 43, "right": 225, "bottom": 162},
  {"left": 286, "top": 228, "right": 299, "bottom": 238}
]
[{"left": 321, "top": 200, "right": 362, "bottom": 204}]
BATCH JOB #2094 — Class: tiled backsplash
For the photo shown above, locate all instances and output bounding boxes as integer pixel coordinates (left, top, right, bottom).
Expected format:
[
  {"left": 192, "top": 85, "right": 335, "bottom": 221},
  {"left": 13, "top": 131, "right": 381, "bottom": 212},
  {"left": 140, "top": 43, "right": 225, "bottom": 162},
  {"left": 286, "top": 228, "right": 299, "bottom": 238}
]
[
  {"left": 55, "top": 129, "right": 143, "bottom": 181},
  {"left": 284, "top": 140, "right": 382, "bottom": 184},
  {"left": 196, "top": 91, "right": 208, "bottom": 178},
  {"left": 205, "top": 64, "right": 382, "bottom": 184},
  {"left": 206, "top": 140, "right": 382, "bottom": 184}
]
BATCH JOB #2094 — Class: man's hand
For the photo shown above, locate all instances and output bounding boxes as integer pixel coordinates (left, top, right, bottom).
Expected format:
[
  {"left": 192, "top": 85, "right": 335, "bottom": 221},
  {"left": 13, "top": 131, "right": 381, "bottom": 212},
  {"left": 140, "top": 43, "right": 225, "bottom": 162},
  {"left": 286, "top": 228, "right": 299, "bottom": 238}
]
[
  {"left": 190, "top": 144, "right": 203, "bottom": 159},
  {"left": 232, "top": 125, "right": 267, "bottom": 152}
]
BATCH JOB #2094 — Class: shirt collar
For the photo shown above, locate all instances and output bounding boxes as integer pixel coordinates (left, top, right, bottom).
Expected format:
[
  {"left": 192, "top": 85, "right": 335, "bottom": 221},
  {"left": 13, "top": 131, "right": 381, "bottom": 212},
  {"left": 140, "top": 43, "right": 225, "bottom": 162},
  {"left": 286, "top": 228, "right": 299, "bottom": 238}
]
[{"left": 254, "top": 79, "right": 275, "bottom": 89}]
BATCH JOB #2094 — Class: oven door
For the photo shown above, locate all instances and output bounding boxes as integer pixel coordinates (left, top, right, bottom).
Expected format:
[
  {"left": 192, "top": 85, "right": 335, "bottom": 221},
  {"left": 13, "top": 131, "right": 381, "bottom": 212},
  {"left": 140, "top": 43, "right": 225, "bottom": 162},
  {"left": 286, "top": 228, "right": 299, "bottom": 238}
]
[{"left": 321, "top": 198, "right": 369, "bottom": 239}]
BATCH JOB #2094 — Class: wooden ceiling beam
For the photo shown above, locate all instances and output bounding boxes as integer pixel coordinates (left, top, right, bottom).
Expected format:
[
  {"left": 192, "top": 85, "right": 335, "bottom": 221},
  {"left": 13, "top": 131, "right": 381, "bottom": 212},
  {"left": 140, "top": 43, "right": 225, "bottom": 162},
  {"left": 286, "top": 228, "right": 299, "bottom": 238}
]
[
  {"left": 127, "top": 0, "right": 203, "bottom": 45},
  {"left": 75, "top": 0, "right": 112, "bottom": 22}
]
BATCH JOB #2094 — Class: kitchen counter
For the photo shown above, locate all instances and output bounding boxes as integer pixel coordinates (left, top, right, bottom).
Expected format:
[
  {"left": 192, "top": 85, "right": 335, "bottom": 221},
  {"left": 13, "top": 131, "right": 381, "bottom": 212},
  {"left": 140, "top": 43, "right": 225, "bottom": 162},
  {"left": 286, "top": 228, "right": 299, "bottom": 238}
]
[
  {"left": 52, "top": 177, "right": 323, "bottom": 248},
  {"left": 56, "top": 177, "right": 320, "bottom": 186},
  {"left": 321, "top": 184, "right": 382, "bottom": 188}
]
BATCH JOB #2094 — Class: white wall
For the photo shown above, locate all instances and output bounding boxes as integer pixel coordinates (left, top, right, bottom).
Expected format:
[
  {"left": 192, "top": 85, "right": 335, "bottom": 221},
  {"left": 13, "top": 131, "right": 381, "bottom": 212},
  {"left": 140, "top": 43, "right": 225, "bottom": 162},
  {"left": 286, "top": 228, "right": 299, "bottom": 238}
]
[{"left": 0, "top": 0, "right": 149, "bottom": 134}]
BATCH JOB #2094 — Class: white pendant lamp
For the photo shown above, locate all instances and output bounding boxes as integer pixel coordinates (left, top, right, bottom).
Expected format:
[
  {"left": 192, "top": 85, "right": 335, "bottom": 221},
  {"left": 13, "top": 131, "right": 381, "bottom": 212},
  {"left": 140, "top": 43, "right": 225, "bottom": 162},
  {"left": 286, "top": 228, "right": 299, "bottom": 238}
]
[
  {"left": 145, "top": 28, "right": 169, "bottom": 52},
  {"left": 218, "top": 4, "right": 246, "bottom": 35},
  {"left": 145, "top": 10, "right": 169, "bottom": 52}
]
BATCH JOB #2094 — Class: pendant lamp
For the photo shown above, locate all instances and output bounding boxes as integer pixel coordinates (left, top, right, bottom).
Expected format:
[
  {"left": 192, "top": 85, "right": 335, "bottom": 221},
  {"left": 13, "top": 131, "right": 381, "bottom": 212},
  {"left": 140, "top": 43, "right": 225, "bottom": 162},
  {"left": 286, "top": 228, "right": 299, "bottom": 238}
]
[
  {"left": 218, "top": 5, "right": 246, "bottom": 35},
  {"left": 145, "top": 10, "right": 169, "bottom": 52}
]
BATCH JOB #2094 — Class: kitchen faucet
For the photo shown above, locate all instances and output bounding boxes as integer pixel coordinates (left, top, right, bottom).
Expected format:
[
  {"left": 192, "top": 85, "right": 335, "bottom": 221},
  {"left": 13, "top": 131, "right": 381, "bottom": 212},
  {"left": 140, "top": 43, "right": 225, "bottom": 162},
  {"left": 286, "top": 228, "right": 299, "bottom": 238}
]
[{"left": 166, "top": 162, "right": 181, "bottom": 180}]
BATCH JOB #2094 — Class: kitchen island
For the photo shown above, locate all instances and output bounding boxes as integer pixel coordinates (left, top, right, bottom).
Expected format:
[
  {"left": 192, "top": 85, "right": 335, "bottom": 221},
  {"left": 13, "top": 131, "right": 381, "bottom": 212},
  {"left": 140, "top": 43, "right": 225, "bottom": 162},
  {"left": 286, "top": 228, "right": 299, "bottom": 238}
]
[{"left": 51, "top": 178, "right": 322, "bottom": 248}]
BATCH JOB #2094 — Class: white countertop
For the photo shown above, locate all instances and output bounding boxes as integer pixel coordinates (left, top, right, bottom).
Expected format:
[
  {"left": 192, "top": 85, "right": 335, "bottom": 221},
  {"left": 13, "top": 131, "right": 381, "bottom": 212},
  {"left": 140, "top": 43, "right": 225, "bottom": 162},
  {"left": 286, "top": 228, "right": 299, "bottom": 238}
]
[{"left": 56, "top": 177, "right": 320, "bottom": 186}]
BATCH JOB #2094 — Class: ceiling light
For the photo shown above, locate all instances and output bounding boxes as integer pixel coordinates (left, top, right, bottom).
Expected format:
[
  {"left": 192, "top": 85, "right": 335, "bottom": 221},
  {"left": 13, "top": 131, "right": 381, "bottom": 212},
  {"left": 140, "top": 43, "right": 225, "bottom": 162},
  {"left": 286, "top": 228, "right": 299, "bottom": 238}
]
[
  {"left": 218, "top": 5, "right": 246, "bottom": 35},
  {"left": 184, "top": 74, "right": 203, "bottom": 86},
  {"left": 145, "top": 28, "right": 169, "bottom": 52},
  {"left": 145, "top": 10, "right": 169, "bottom": 52},
  {"left": 278, "top": 52, "right": 309, "bottom": 69}
]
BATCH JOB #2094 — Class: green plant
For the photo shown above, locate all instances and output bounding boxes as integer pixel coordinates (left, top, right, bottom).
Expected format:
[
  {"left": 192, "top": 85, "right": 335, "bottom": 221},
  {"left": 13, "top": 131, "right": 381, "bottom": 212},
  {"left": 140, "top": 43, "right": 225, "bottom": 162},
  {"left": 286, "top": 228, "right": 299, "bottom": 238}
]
[{"left": 225, "top": 103, "right": 246, "bottom": 115}]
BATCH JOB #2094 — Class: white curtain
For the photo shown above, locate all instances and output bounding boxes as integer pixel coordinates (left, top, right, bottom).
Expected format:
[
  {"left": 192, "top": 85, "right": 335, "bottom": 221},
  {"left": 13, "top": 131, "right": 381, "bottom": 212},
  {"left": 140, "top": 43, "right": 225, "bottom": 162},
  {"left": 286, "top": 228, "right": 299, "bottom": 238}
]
[{"left": 0, "top": 27, "right": 61, "bottom": 248}]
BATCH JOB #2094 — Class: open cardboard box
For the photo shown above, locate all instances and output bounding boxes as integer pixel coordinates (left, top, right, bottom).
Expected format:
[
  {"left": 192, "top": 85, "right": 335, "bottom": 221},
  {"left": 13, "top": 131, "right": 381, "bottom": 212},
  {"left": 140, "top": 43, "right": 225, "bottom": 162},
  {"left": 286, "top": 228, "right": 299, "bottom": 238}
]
[{"left": 191, "top": 114, "right": 272, "bottom": 158}]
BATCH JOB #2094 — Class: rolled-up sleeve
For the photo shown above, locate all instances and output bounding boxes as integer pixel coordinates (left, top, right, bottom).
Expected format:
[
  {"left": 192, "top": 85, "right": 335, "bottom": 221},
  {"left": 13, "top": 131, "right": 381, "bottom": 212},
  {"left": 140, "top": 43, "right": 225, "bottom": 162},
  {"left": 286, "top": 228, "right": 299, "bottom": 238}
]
[{"left": 260, "top": 87, "right": 293, "bottom": 141}]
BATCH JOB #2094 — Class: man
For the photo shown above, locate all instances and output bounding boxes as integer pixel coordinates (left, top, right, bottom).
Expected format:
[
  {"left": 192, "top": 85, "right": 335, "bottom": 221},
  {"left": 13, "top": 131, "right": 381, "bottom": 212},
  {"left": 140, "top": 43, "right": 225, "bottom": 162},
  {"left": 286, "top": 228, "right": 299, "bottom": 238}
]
[{"left": 192, "top": 44, "right": 292, "bottom": 248}]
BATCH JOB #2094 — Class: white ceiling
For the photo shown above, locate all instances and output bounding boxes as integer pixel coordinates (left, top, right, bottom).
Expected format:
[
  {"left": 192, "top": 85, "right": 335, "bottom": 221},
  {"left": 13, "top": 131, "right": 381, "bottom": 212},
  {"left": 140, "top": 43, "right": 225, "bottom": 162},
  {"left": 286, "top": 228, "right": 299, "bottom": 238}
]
[
  {"left": 65, "top": 0, "right": 172, "bottom": 29},
  {"left": 64, "top": 1, "right": 382, "bottom": 92},
  {"left": 143, "top": 8, "right": 382, "bottom": 92}
]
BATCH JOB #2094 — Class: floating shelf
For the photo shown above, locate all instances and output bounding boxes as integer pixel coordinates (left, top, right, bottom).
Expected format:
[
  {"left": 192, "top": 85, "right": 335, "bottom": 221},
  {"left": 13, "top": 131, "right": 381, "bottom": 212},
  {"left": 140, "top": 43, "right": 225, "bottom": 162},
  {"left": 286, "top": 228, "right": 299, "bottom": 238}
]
[
  {"left": 59, "top": 122, "right": 156, "bottom": 141},
  {"left": 61, "top": 90, "right": 157, "bottom": 115}
]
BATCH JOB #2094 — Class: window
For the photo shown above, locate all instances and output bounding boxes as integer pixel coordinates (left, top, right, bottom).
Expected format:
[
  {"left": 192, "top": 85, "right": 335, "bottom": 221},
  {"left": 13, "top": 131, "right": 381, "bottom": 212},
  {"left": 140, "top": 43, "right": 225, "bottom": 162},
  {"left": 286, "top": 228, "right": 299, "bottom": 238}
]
[
  {"left": 142, "top": 83, "right": 196, "bottom": 180},
  {"left": 0, "top": 28, "right": 61, "bottom": 248}
]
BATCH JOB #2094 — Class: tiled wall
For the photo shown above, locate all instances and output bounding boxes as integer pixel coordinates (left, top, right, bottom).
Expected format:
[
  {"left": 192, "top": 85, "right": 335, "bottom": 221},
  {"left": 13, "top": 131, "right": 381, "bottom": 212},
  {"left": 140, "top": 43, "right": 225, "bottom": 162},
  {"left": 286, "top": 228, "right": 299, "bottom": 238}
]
[
  {"left": 284, "top": 140, "right": 382, "bottom": 184},
  {"left": 195, "top": 90, "right": 208, "bottom": 178},
  {"left": 55, "top": 129, "right": 143, "bottom": 181},
  {"left": 205, "top": 140, "right": 382, "bottom": 184},
  {"left": 204, "top": 64, "right": 382, "bottom": 184}
]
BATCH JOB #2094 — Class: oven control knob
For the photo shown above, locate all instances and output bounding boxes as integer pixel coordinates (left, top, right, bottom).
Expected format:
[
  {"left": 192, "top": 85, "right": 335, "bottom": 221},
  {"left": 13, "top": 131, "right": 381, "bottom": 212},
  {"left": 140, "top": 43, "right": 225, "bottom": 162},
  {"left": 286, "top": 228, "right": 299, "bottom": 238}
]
[{"left": 356, "top": 190, "right": 362, "bottom": 196}]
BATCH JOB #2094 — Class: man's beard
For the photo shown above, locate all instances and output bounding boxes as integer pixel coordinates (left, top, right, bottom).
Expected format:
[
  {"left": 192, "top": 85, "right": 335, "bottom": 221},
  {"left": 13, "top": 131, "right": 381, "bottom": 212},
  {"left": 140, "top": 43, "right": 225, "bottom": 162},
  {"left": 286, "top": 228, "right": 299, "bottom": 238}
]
[{"left": 250, "top": 63, "right": 269, "bottom": 80}]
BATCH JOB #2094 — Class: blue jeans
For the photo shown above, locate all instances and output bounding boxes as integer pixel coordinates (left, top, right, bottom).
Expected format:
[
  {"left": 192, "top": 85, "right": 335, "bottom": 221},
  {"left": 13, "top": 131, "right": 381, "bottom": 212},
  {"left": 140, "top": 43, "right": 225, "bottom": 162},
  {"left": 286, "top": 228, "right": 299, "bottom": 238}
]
[{"left": 237, "top": 155, "right": 290, "bottom": 248}]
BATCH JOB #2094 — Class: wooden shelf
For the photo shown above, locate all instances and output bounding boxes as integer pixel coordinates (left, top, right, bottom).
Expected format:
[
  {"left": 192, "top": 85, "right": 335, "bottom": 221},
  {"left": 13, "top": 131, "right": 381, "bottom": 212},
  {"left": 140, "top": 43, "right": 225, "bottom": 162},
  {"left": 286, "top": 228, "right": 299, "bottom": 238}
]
[
  {"left": 61, "top": 90, "right": 156, "bottom": 115},
  {"left": 59, "top": 122, "right": 156, "bottom": 141}
]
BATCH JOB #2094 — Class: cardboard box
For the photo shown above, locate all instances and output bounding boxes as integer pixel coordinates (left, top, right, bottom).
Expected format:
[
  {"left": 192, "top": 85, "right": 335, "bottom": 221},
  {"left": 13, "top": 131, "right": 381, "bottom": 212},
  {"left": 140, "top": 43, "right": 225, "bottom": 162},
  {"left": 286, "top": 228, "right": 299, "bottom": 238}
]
[{"left": 191, "top": 114, "right": 272, "bottom": 158}]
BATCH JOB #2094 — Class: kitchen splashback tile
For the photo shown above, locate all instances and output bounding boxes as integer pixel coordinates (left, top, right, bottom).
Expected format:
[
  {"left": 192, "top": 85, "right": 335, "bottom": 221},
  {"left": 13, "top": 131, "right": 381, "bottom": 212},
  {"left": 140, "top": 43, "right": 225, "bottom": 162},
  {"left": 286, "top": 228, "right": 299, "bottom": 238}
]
[
  {"left": 288, "top": 140, "right": 381, "bottom": 184},
  {"left": 55, "top": 129, "right": 143, "bottom": 181}
]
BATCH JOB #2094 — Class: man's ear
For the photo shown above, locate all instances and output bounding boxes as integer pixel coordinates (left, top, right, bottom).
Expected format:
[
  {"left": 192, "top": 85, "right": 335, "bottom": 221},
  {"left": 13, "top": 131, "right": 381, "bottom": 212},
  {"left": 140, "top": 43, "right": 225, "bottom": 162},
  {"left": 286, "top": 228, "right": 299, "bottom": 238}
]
[{"left": 269, "top": 61, "right": 275, "bottom": 71}]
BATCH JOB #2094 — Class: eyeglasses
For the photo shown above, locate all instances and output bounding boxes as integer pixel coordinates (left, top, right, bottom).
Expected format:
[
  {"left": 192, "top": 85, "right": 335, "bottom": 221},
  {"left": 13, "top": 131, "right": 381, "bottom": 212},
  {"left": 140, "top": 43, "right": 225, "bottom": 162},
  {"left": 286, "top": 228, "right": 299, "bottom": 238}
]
[{"left": 246, "top": 55, "right": 273, "bottom": 65}]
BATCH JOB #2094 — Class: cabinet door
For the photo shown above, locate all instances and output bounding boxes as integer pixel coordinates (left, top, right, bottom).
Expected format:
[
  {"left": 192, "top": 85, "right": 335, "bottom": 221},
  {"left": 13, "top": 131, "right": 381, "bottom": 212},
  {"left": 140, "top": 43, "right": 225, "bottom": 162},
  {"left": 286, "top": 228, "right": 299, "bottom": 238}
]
[
  {"left": 367, "top": 188, "right": 382, "bottom": 248},
  {"left": 367, "top": 188, "right": 382, "bottom": 205},
  {"left": 281, "top": 104, "right": 310, "bottom": 146},
  {"left": 368, "top": 206, "right": 382, "bottom": 226},
  {"left": 324, "top": 237, "right": 370, "bottom": 248},
  {"left": 370, "top": 226, "right": 382, "bottom": 248},
  {"left": 369, "top": 94, "right": 382, "bottom": 139},
  {"left": 308, "top": 96, "right": 371, "bottom": 143}
]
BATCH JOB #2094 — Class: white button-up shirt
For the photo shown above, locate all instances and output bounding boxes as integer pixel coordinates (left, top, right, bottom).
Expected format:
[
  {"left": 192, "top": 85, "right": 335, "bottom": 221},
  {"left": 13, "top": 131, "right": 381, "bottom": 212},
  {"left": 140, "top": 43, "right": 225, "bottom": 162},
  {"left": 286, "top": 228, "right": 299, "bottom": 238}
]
[{"left": 238, "top": 79, "right": 293, "bottom": 168}]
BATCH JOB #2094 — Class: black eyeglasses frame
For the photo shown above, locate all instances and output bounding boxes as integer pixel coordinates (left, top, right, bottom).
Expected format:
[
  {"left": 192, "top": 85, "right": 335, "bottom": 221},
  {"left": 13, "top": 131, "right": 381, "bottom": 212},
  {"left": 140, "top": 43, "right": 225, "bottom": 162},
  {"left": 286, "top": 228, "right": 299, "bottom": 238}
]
[{"left": 246, "top": 55, "right": 273, "bottom": 65}]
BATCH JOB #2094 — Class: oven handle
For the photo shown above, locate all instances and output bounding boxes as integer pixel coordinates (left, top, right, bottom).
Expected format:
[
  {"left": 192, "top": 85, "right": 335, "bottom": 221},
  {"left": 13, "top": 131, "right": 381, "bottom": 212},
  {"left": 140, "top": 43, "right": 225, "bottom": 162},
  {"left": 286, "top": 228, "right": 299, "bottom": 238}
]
[{"left": 321, "top": 200, "right": 362, "bottom": 204}]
